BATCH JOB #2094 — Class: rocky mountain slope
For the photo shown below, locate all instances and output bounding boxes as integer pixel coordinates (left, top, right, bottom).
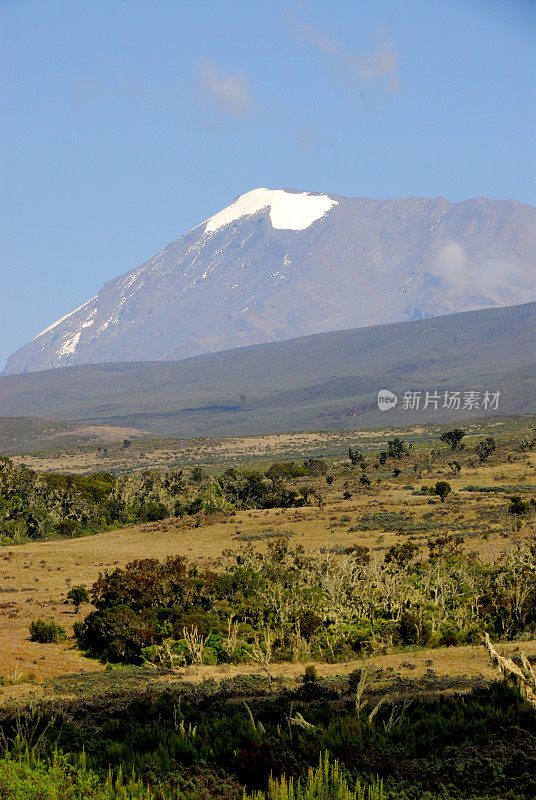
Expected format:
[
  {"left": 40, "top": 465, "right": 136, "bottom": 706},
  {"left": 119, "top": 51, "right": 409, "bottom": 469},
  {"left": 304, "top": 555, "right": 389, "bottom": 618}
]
[{"left": 4, "top": 188, "right": 536, "bottom": 375}]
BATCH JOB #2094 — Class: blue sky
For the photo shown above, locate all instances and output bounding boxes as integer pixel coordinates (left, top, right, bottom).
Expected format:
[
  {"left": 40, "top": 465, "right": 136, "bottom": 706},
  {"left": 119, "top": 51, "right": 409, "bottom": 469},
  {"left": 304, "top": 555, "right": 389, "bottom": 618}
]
[{"left": 1, "top": 0, "right": 535, "bottom": 368}]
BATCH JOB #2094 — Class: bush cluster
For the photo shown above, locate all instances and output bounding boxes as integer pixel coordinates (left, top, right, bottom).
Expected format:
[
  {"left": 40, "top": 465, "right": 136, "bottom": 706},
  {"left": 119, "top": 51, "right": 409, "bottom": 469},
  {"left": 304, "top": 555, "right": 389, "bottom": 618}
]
[
  {"left": 29, "top": 618, "right": 67, "bottom": 643},
  {"left": 0, "top": 457, "right": 318, "bottom": 544},
  {"left": 74, "top": 537, "right": 536, "bottom": 666}
]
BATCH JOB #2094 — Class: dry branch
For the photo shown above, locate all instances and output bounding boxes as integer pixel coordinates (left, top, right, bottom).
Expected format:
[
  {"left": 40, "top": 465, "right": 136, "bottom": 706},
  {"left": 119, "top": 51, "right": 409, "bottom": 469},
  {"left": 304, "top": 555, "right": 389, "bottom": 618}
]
[{"left": 483, "top": 633, "right": 536, "bottom": 707}]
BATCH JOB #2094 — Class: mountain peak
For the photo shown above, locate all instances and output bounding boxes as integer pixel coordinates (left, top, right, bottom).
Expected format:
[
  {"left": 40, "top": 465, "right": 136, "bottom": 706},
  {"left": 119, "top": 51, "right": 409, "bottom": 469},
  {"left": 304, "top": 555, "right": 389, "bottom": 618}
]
[
  {"left": 4, "top": 192, "right": 536, "bottom": 375},
  {"left": 203, "top": 188, "right": 338, "bottom": 233}
]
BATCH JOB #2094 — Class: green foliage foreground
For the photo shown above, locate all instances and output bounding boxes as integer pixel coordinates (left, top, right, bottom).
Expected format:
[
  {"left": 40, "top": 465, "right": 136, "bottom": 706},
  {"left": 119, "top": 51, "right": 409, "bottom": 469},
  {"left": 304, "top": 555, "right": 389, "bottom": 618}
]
[
  {"left": 0, "top": 749, "right": 155, "bottom": 800},
  {"left": 1, "top": 681, "right": 535, "bottom": 800},
  {"left": 246, "top": 754, "right": 384, "bottom": 800},
  {"left": 0, "top": 750, "right": 383, "bottom": 800}
]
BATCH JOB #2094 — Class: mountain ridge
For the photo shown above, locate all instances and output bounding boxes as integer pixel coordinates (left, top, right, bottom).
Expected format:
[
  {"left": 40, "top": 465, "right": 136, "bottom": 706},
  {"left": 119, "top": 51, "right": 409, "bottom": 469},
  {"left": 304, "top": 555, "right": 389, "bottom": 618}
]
[{"left": 4, "top": 189, "right": 536, "bottom": 375}]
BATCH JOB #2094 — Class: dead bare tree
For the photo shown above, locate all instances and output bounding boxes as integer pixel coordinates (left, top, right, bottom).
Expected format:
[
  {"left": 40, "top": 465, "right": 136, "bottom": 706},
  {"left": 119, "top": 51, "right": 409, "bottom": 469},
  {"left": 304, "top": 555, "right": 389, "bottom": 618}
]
[
  {"left": 250, "top": 625, "right": 274, "bottom": 693},
  {"left": 483, "top": 633, "right": 536, "bottom": 707},
  {"left": 182, "top": 626, "right": 209, "bottom": 665},
  {"left": 354, "top": 664, "right": 376, "bottom": 714}
]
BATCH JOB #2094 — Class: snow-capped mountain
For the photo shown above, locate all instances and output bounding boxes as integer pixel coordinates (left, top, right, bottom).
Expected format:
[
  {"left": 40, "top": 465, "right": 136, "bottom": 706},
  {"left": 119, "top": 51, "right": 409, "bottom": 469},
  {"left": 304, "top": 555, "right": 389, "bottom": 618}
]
[{"left": 4, "top": 188, "right": 536, "bottom": 375}]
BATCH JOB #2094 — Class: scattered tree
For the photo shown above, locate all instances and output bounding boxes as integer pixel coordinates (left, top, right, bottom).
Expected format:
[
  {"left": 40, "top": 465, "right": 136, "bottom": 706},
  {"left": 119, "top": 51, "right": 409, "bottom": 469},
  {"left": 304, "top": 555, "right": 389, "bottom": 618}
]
[
  {"left": 440, "top": 429, "right": 466, "bottom": 451},
  {"left": 348, "top": 447, "right": 363, "bottom": 465},
  {"left": 476, "top": 437, "right": 496, "bottom": 463},
  {"left": 67, "top": 585, "right": 90, "bottom": 614},
  {"left": 387, "top": 437, "right": 409, "bottom": 460},
  {"left": 434, "top": 481, "right": 452, "bottom": 502}
]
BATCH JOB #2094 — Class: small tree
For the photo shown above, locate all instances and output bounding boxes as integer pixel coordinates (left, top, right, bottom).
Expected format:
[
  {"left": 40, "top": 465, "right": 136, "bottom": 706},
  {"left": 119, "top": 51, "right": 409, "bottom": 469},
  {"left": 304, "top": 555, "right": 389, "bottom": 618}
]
[
  {"left": 440, "top": 429, "right": 465, "bottom": 450},
  {"left": 67, "top": 585, "right": 90, "bottom": 614},
  {"left": 476, "top": 437, "right": 496, "bottom": 463},
  {"left": 387, "top": 437, "right": 408, "bottom": 460},
  {"left": 191, "top": 466, "right": 205, "bottom": 483},
  {"left": 250, "top": 626, "right": 274, "bottom": 693},
  {"left": 434, "top": 480, "right": 452, "bottom": 502},
  {"left": 348, "top": 447, "right": 363, "bottom": 465}
]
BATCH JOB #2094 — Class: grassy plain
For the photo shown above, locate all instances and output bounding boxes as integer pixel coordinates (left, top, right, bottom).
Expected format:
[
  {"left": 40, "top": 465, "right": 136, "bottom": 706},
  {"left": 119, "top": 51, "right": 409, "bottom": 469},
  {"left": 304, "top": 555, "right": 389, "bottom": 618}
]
[{"left": 1, "top": 415, "right": 535, "bottom": 705}]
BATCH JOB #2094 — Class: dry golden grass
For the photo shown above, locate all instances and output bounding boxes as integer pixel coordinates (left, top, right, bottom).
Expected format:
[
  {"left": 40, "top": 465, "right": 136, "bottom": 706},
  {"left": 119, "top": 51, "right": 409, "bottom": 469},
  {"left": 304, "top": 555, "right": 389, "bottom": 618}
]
[
  {"left": 1, "top": 427, "right": 535, "bottom": 704},
  {"left": 9, "top": 426, "right": 433, "bottom": 475}
]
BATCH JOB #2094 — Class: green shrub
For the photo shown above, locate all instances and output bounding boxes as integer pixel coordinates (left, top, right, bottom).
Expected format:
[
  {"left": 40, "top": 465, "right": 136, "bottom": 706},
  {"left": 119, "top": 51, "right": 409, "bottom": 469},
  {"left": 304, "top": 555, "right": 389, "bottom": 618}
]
[
  {"left": 29, "top": 619, "right": 66, "bottom": 643},
  {"left": 396, "top": 611, "right": 431, "bottom": 646},
  {"left": 438, "top": 625, "right": 462, "bottom": 647},
  {"left": 509, "top": 495, "right": 529, "bottom": 515},
  {"left": 434, "top": 481, "right": 452, "bottom": 502},
  {"left": 246, "top": 753, "right": 384, "bottom": 800},
  {"left": 74, "top": 605, "right": 157, "bottom": 663},
  {"left": 0, "top": 750, "right": 154, "bottom": 799},
  {"left": 266, "top": 462, "right": 309, "bottom": 480},
  {"left": 303, "top": 458, "right": 328, "bottom": 476},
  {"left": 139, "top": 500, "right": 168, "bottom": 522},
  {"left": 54, "top": 519, "right": 79, "bottom": 536}
]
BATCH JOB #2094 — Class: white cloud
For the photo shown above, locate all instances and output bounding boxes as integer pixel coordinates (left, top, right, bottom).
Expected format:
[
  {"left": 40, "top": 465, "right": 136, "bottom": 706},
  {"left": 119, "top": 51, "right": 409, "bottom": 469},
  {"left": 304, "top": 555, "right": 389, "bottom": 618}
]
[
  {"left": 288, "top": 10, "right": 401, "bottom": 95},
  {"left": 197, "top": 58, "right": 254, "bottom": 117},
  {"left": 431, "top": 241, "right": 468, "bottom": 288},
  {"left": 430, "top": 241, "right": 527, "bottom": 301},
  {"left": 348, "top": 32, "right": 401, "bottom": 94}
]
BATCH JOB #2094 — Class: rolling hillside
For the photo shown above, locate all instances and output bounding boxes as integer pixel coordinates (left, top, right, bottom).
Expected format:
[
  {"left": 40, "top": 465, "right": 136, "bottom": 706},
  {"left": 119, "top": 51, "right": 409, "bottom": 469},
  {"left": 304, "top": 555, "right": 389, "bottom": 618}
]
[{"left": 1, "top": 301, "right": 535, "bottom": 439}]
